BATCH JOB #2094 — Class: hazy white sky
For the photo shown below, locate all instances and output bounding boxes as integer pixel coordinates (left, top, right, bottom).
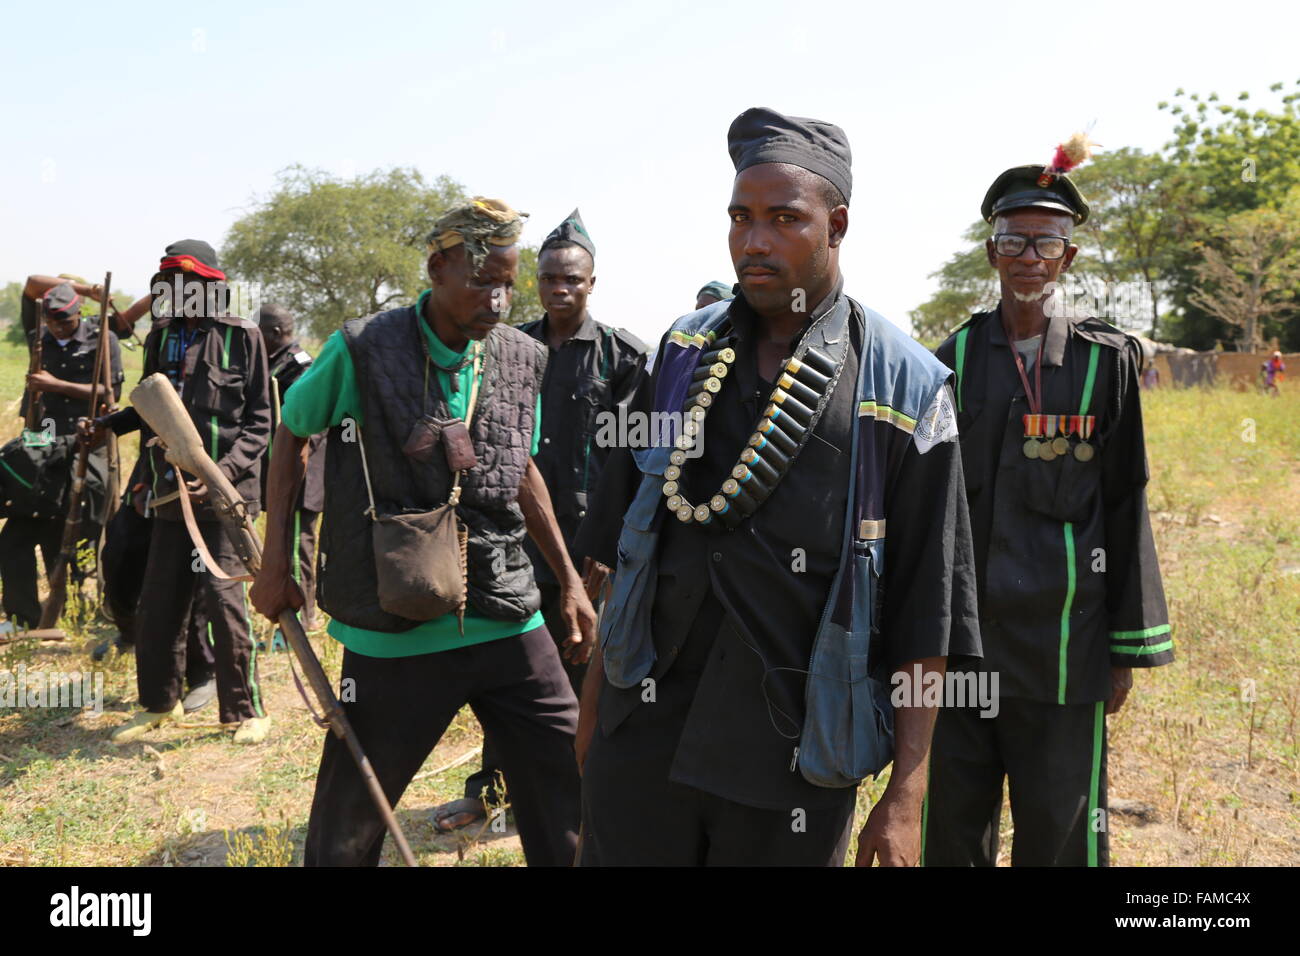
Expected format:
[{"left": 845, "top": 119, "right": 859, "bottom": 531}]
[{"left": 3, "top": 0, "right": 1298, "bottom": 344}]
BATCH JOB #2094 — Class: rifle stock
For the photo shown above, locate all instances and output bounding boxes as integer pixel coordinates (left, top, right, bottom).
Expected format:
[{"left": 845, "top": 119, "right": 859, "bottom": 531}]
[{"left": 129, "top": 372, "right": 419, "bottom": 867}]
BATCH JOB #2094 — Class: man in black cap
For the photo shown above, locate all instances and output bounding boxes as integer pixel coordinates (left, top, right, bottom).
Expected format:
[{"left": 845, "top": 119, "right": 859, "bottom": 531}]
[
  {"left": 573, "top": 107, "right": 981, "bottom": 866},
  {"left": 695, "top": 280, "right": 734, "bottom": 311},
  {"left": 255, "top": 303, "right": 325, "bottom": 631},
  {"left": 0, "top": 282, "right": 123, "bottom": 628},
  {"left": 925, "top": 165, "right": 1172, "bottom": 866},
  {"left": 90, "top": 239, "right": 274, "bottom": 746},
  {"left": 433, "top": 208, "right": 648, "bottom": 833}
]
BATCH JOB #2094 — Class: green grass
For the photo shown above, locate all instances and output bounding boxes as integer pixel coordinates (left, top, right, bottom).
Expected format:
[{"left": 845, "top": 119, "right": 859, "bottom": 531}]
[{"left": 1, "top": 360, "right": 1297, "bottom": 866}]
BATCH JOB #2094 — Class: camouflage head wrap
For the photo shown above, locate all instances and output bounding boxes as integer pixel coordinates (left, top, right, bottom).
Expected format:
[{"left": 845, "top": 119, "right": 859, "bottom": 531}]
[{"left": 426, "top": 197, "right": 528, "bottom": 273}]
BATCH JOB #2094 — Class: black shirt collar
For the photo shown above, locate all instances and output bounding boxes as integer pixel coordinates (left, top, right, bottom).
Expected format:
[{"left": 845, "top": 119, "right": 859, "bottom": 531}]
[{"left": 533, "top": 311, "right": 600, "bottom": 345}]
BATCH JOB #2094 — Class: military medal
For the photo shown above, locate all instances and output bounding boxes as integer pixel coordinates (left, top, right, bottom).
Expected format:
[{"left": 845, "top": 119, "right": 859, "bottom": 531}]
[
  {"left": 1052, "top": 414, "right": 1070, "bottom": 456},
  {"left": 1022, "top": 413, "right": 1042, "bottom": 459},
  {"left": 1073, "top": 415, "right": 1095, "bottom": 461},
  {"left": 1038, "top": 416, "right": 1058, "bottom": 461}
]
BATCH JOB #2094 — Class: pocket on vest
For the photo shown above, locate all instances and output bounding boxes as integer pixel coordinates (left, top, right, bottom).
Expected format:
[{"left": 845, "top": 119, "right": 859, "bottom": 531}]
[{"left": 798, "top": 544, "right": 893, "bottom": 787}]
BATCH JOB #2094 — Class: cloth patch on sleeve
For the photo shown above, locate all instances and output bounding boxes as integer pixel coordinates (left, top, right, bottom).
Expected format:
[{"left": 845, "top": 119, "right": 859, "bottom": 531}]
[{"left": 913, "top": 384, "right": 958, "bottom": 454}]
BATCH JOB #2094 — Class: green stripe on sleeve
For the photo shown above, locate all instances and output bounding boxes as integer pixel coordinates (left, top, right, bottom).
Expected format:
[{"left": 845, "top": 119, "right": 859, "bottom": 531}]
[
  {"left": 1109, "top": 624, "right": 1171, "bottom": 641},
  {"left": 1110, "top": 640, "right": 1175, "bottom": 656}
]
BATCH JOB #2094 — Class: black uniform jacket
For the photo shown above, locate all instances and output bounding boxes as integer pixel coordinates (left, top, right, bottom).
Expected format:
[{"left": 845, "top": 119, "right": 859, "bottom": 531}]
[
  {"left": 108, "top": 315, "right": 271, "bottom": 523},
  {"left": 935, "top": 305, "right": 1172, "bottom": 706},
  {"left": 519, "top": 312, "right": 647, "bottom": 582},
  {"left": 22, "top": 319, "right": 124, "bottom": 435}
]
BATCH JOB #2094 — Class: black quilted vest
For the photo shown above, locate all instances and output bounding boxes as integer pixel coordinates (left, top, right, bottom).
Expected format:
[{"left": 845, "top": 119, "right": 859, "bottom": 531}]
[{"left": 317, "top": 306, "right": 546, "bottom": 632}]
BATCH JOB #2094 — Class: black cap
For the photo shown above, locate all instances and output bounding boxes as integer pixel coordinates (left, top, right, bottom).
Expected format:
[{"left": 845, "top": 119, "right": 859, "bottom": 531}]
[
  {"left": 159, "top": 239, "right": 225, "bottom": 280},
  {"left": 540, "top": 208, "right": 596, "bottom": 261},
  {"left": 727, "top": 107, "right": 852, "bottom": 205},
  {"left": 42, "top": 282, "right": 82, "bottom": 320},
  {"left": 982, "top": 165, "right": 1089, "bottom": 225}
]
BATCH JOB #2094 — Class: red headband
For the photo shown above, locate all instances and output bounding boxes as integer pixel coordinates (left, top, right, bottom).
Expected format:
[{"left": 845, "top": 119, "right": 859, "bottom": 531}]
[
  {"left": 158, "top": 254, "right": 226, "bottom": 281},
  {"left": 43, "top": 291, "right": 82, "bottom": 318}
]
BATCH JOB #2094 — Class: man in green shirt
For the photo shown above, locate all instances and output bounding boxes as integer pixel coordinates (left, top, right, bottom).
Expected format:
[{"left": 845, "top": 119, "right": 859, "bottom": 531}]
[{"left": 251, "top": 197, "right": 596, "bottom": 866}]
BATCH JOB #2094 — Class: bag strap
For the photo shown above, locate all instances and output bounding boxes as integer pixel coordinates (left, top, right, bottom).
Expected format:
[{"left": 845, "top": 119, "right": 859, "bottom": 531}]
[{"left": 357, "top": 340, "right": 482, "bottom": 519}]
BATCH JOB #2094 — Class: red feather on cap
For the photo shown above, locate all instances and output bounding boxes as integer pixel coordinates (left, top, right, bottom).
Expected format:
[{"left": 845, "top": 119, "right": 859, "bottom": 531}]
[{"left": 1037, "top": 132, "right": 1097, "bottom": 187}]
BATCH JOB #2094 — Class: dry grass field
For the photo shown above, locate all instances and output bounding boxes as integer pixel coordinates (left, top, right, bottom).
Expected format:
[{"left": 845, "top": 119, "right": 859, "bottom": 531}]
[{"left": 0, "top": 337, "right": 1296, "bottom": 867}]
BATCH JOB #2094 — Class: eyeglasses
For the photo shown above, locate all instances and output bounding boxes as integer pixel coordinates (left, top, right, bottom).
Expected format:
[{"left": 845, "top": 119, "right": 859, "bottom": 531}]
[{"left": 992, "top": 234, "right": 1069, "bottom": 260}]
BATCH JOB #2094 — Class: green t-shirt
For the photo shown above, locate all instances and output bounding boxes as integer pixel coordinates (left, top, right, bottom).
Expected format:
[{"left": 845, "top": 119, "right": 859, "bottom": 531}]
[{"left": 280, "top": 292, "right": 543, "bottom": 658}]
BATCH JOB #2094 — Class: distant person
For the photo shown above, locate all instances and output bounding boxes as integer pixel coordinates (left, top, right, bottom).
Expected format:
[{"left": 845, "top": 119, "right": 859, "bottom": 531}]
[
  {"left": 1263, "top": 351, "right": 1285, "bottom": 395},
  {"left": 694, "top": 280, "right": 734, "bottom": 311},
  {"left": 0, "top": 283, "right": 122, "bottom": 629}
]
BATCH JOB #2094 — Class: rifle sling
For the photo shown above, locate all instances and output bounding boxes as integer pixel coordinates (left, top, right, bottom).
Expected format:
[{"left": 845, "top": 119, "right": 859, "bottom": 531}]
[{"left": 175, "top": 476, "right": 254, "bottom": 582}]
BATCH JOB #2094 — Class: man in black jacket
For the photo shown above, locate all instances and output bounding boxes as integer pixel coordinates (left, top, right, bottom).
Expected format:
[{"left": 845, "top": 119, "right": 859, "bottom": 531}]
[{"left": 93, "top": 240, "right": 273, "bottom": 746}]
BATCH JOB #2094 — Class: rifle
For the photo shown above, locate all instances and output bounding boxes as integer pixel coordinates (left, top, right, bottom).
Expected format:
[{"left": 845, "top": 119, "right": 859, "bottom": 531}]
[
  {"left": 25, "top": 297, "right": 45, "bottom": 434},
  {"left": 100, "top": 292, "right": 121, "bottom": 531},
  {"left": 38, "top": 272, "right": 113, "bottom": 631},
  {"left": 129, "top": 372, "right": 419, "bottom": 867}
]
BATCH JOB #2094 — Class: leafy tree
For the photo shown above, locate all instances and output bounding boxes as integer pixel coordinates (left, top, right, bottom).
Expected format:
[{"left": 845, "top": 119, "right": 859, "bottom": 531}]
[
  {"left": 908, "top": 221, "right": 998, "bottom": 342},
  {"left": 1070, "top": 148, "right": 1181, "bottom": 337},
  {"left": 222, "top": 165, "right": 542, "bottom": 338},
  {"left": 1157, "top": 81, "right": 1300, "bottom": 348},
  {"left": 1188, "top": 194, "right": 1300, "bottom": 351}
]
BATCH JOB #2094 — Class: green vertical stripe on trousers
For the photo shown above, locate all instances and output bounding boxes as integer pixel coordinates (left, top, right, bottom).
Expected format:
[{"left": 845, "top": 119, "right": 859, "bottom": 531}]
[
  {"left": 1088, "top": 701, "right": 1104, "bottom": 866},
  {"left": 244, "top": 584, "right": 264, "bottom": 718},
  {"left": 1058, "top": 522, "right": 1077, "bottom": 705}
]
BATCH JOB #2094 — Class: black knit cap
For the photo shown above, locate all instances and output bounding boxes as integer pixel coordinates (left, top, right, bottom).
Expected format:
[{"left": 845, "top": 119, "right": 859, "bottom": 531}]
[
  {"left": 42, "top": 282, "right": 82, "bottom": 320},
  {"left": 727, "top": 106, "right": 852, "bottom": 205}
]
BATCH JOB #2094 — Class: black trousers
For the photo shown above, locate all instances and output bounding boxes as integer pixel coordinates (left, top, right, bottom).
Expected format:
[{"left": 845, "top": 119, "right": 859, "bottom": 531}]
[
  {"left": 101, "top": 501, "right": 214, "bottom": 687},
  {"left": 290, "top": 507, "right": 319, "bottom": 628},
  {"left": 0, "top": 514, "right": 64, "bottom": 627},
  {"left": 922, "top": 697, "right": 1109, "bottom": 867},
  {"left": 579, "top": 691, "right": 856, "bottom": 866},
  {"left": 304, "top": 626, "right": 580, "bottom": 867},
  {"left": 134, "top": 518, "right": 262, "bottom": 724},
  {"left": 464, "top": 583, "right": 587, "bottom": 802}
]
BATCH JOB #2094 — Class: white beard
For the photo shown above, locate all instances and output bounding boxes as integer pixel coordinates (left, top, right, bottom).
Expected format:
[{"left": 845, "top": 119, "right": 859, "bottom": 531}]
[{"left": 1011, "top": 289, "right": 1047, "bottom": 302}]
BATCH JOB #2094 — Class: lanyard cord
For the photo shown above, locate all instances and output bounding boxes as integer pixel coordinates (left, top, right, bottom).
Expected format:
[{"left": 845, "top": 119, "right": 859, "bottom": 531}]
[{"left": 1006, "top": 322, "right": 1045, "bottom": 414}]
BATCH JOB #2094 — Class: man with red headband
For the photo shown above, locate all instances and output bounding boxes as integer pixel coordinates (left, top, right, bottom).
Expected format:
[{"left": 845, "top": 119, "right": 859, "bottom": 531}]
[{"left": 92, "top": 240, "right": 273, "bottom": 745}]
